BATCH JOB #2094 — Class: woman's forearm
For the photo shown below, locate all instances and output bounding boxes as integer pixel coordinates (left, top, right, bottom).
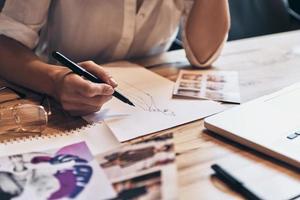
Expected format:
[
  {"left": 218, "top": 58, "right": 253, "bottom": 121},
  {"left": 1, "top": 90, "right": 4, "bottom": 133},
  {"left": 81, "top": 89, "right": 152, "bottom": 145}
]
[
  {"left": 186, "top": 0, "right": 230, "bottom": 65},
  {"left": 0, "top": 35, "right": 117, "bottom": 116},
  {"left": 0, "top": 35, "right": 62, "bottom": 96}
]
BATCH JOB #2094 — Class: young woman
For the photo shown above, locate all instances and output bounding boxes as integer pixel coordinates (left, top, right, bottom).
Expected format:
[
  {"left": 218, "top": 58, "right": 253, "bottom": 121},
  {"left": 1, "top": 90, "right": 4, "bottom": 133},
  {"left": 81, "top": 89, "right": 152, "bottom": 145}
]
[{"left": 0, "top": 0, "right": 230, "bottom": 116}]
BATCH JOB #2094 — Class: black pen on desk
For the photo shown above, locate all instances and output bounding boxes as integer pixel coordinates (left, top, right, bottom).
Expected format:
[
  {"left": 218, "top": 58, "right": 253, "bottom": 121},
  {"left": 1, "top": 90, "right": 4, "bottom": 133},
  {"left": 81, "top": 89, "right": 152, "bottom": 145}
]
[
  {"left": 52, "top": 51, "right": 135, "bottom": 107},
  {"left": 211, "top": 164, "right": 262, "bottom": 200}
]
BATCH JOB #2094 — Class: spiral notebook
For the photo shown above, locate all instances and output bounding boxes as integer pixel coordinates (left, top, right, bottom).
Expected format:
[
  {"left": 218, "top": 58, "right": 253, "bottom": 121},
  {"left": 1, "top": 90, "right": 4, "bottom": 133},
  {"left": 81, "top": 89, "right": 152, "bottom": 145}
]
[{"left": 0, "top": 122, "right": 120, "bottom": 157}]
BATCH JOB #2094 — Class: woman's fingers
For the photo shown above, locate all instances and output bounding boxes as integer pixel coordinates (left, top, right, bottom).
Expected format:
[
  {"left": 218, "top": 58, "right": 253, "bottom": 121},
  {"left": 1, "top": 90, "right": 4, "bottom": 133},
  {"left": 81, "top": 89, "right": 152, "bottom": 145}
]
[
  {"left": 80, "top": 82, "right": 114, "bottom": 97},
  {"left": 53, "top": 68, "right": 114, "bottom": 116},
  {"left": 78, "top": 61, "right": 118, "bottom": 87},
  {"left": 63, "top": 73, "right": 114, "bottom": 96}
]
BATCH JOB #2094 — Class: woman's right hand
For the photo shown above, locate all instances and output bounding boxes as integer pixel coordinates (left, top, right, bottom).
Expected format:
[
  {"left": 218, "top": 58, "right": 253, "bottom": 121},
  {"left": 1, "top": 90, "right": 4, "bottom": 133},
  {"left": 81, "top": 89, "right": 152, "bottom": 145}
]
[
  {"left": 52, "top": 61, "right": 117, "bottom": 116},
  {"left": 0, "top": 36, "right": 116, "bottom": 116}
]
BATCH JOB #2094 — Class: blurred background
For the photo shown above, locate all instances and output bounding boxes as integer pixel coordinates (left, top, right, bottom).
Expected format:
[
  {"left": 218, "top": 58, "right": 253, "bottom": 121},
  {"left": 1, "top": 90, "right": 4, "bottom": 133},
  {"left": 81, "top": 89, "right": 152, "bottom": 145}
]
[
  {"left": 173, "top": 0, "right": 300, "bottom": 49},
  {"left": 228, "top": 0, "right": 300, "bottom": 40},
  {"left": 0, "top": 0, "right": 300, "bottom": 49}
]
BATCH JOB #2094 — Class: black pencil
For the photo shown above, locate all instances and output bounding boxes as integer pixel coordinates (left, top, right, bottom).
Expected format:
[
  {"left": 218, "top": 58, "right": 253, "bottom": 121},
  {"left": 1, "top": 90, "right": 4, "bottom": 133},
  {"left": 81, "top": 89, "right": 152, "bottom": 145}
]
[{"left": 52, "top": 51, "right": 135, "bottom": 107}]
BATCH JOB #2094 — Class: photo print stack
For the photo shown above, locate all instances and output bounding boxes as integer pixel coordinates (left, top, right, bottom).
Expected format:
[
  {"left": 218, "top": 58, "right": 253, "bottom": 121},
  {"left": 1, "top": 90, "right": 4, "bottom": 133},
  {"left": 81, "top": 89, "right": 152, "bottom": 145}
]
[
  {"left": 97, "top": 133, "right": 178, "bottom": 200},
  {"left": 173, "top": 70, "right": 240, "bottom": 103}
]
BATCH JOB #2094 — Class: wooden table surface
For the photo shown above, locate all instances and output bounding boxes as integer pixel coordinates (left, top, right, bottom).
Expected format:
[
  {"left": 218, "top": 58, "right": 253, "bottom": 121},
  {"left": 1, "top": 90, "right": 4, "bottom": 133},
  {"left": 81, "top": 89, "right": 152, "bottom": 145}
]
[
  {"left": 134, "top": 30, "right": 300, "bottom": 199},
  {"left": 1, "top": 31, "right": 300, "bottom": 199}
]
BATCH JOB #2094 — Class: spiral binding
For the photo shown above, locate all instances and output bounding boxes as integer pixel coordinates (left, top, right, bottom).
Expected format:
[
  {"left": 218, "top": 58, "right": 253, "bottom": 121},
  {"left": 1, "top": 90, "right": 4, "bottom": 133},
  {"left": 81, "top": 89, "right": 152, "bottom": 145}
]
[{"left": 1, "top": 122, "right": 101, "bottom": 145}]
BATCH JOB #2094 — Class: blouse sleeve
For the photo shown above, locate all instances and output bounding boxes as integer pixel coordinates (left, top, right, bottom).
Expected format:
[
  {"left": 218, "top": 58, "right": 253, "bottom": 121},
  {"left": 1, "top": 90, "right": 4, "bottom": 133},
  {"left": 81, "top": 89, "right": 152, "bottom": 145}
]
[
  {"left": 0, "top": 0, "right": 51, "bottom": 49},
  {"left": 181, "top": 0, "right": 228, "bottom": 68}
]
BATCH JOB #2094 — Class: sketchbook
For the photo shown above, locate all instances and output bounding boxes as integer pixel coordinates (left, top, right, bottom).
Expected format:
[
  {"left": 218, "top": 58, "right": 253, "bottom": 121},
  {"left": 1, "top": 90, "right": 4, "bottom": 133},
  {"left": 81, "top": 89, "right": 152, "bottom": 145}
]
[
  {"left": 84, "top": 62, "right": 225, "bottom": 141},
  {"left": 0, "top": 123, "right": 120, "bottom": 157}
]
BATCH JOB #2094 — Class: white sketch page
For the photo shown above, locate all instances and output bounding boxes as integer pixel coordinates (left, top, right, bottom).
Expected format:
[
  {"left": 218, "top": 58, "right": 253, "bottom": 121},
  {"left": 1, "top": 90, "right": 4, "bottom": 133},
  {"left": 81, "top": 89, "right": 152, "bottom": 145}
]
[{"left": 84, "top": 63, "right": 225, "bottom": 141}]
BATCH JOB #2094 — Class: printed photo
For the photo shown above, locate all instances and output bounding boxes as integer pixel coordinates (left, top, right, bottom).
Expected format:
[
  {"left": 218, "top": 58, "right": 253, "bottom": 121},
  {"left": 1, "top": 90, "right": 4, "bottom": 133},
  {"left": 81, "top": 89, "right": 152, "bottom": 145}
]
[
  {"left": 111, "top": 171, "right": 162, "bottom": 200},
  {"left": 0, "top": 142, "right": 115, "bottom": 200},
  {"left": 206, "top": 82, "right": 225, "bottom": 91},
  {"left": 173, "top": 70, "right": 240, "bottom": 103},
  {"left": 181, "top": 73, "right": 202, "bottom": 81},
  {"left": 98, "top": 134, "right": 175, "bottom": 180},
  {"left": 98, "top": 133, "right": 178, "bottom": 200},
  {"left": 179, "top": 82, "right": 201, "bottom": 90},
  {"left": 177, "top": 89, "right": 201, "bottom": 98},
  {"left": 134, "top": 133, "right": 173, "bottom": 144},
  {"left": 206, "top": 74, "right": 227, "bottom": 82},
  {"left": 204, "top": 91, "right": 225, "bottom": 100}
]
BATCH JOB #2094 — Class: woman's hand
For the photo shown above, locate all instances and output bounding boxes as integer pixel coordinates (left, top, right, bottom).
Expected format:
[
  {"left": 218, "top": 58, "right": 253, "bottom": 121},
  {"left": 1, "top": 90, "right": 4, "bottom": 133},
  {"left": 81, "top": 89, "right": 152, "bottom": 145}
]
[
  {"left": 53, "top": 61, "right": 117, "bottom": 116},
  {"left": 0, "top": 36, "right": 116, "bottom": 116}
]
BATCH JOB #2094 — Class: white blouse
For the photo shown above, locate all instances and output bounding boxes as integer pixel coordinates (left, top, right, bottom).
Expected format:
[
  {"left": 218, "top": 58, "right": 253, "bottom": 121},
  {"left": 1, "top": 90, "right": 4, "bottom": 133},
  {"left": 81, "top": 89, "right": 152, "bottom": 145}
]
[{"left": 0, "top": 0, "right": 224, "bottom": 66}]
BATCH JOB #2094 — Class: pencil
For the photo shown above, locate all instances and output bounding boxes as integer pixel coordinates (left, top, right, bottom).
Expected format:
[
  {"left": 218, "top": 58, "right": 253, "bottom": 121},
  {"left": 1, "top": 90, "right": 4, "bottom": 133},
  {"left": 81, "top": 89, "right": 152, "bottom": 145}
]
[{"left": 52, "top": 51, "right": 135, "bottom": 107}]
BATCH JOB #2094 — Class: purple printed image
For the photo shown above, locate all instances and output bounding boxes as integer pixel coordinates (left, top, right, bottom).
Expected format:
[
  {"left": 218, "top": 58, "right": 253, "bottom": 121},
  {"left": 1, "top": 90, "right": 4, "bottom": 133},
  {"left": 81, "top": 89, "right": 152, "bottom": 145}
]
[{"left": 0, "top": 142, "right": 96, "bottom": 200}]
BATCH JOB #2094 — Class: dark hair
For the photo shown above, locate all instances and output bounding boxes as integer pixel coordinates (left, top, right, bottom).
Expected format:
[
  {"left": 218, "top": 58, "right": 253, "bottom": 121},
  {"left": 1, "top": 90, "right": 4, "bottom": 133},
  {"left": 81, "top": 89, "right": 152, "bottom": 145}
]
[
  {"left": 0, "top": 0, "right": 5, "bottom": 11},
  {"left": 289, "top": 0, "right": 300, "bottom": 14}
]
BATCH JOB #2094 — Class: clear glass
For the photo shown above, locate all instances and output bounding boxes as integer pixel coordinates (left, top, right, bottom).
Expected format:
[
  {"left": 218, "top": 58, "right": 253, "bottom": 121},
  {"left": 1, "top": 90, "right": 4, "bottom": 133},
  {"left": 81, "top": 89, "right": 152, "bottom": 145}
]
[{"left": 0, "top": 104, "right": 48, "bottom": 134}]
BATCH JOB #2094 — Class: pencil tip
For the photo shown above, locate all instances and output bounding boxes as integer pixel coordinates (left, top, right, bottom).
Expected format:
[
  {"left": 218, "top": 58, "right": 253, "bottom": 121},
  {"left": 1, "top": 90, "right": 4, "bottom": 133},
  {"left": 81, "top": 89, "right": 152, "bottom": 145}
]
[{"left": 128, "top": 101, "right": 135, "bottom": 107}]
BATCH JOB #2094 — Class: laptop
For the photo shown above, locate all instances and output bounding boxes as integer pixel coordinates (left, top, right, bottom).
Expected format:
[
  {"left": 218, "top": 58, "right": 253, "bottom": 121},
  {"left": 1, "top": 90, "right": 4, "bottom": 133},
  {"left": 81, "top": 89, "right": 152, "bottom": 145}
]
[{"left": 204, "top": 83, "right": 300, "bottom": 168}]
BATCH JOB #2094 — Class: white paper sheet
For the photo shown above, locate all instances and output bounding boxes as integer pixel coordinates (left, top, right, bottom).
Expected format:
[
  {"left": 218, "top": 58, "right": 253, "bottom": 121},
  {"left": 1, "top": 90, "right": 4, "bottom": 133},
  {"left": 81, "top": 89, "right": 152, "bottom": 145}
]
[{"left": 84, "top": 64, "right": 225, "bottom": 141}]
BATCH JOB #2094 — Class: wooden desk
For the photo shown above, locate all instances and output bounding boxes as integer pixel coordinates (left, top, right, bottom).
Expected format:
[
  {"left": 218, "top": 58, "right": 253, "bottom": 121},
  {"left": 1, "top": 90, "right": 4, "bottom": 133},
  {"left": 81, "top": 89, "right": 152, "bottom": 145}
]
[
  {"left": 1, "top": 31, "right": 300, "bottom": 199},
  {"left": 134, "top": 30, "right": 300, "bottom": 199}
]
